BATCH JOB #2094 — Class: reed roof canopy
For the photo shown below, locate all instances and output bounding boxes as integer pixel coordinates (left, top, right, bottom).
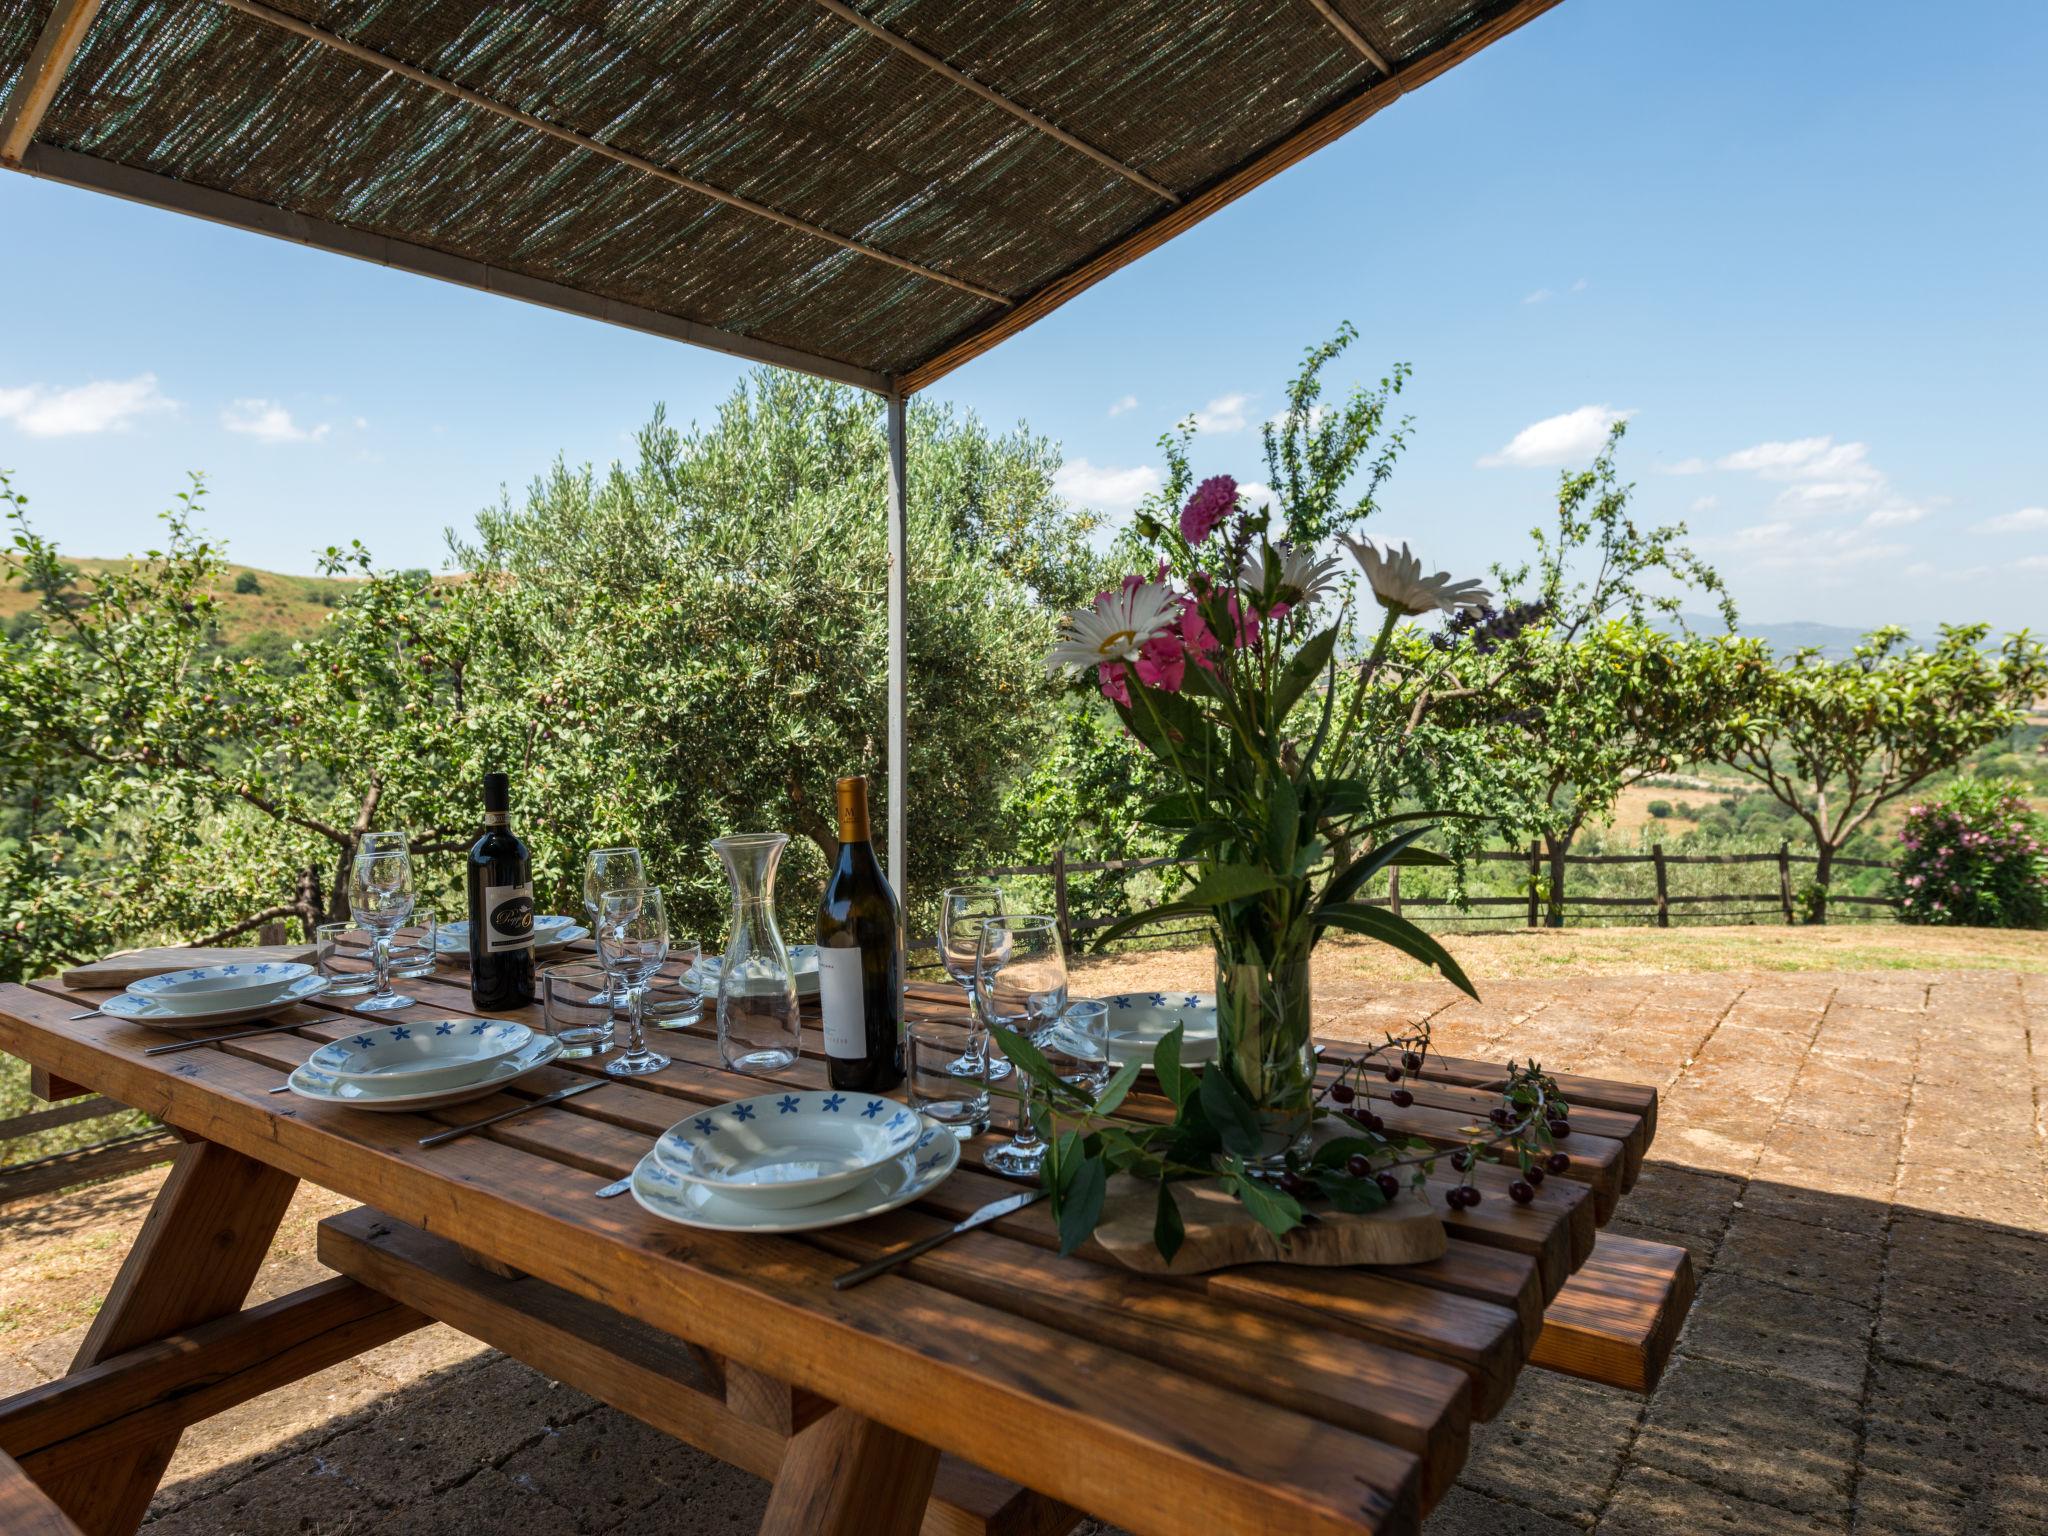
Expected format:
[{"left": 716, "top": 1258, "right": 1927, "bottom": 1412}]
[{"left": 1, "top": 0, "right": 1559, "bottom": 395}]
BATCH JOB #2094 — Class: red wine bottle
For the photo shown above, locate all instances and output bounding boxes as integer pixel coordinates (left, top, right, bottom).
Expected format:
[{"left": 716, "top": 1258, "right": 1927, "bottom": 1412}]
[
  {"left": 816, "top": 775, "right": 904, "bottom": 1091},
  {"left": 467, "top": 771, "right": 535, "bottom": 1010}
]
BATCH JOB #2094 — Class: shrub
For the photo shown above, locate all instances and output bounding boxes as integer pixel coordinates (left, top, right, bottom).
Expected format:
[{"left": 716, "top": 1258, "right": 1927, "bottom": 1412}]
[
  {"left": 1647, "top": 799, "right": 1673, "bottom": 819},
  {"left": 1895, "top": 777, "right": 2046, "bottom": 927},
  {"left": 233, "top": 570, "right": 262, "bottom": 594}
]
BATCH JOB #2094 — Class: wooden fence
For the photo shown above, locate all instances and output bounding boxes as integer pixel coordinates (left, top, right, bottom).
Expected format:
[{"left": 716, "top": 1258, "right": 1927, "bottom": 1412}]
[{"left": 967, "top": 840, "right": 1900, "bottom": 958}]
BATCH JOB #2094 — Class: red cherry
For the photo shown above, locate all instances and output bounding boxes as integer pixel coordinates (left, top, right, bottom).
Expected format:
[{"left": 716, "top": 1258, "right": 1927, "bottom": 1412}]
[
  {"left": 1548, "top": 1118, "right": 1571, "bottom": 1139},
  {"left": 1346, "top": 1152, "right": 1371, "bottom": 1178},
  {"left": 1375, "top": 1172, "right": 1400, "bottom": 1201},
  {"left": 1509, "top": 1180, "right": 1535, "bottom": 1206},
  {"left": 1390, "top": 1089, "right": 1414, "bottom": 1108},
  {"left": 1546, "top": 1151, "right": 1571, "bottom": 1176},
  {"left": 1525, "top": 1165, "right": 1546, "bottom": 1187},
  {"left": 1330, "top": 1082, "right": 1356, "bottom": 1104},
  {"left": 1384, "top": 1065, "right": 1403, "bottom": 1083},
  {"left": 1402, "top": 1051, "right": 1423, "bottom": 1072}
]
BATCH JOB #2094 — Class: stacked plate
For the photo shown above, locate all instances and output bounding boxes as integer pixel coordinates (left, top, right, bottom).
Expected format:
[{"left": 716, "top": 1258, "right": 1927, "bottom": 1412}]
[
  {"left": 631, "top": 1088, "right": 957, "bottom": 1232},
  {"left": 1042, "top": 991, "right": 1220, "bottom": 1072},
  {"left": 287, "top": 1018, "right": 563, "bottom": 1111},
  {"left": 98, "top": 960, "right": 331, "bottom": 1031},
  {"left": 435, "top": 914, "right": 588, "bottom": 957}
]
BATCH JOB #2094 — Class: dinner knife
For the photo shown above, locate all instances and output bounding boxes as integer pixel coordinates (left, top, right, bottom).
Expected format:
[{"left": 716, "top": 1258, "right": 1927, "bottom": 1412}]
[
  {"left": 832, "top": 1188, "right": 1045, "bottom": 1290},
  {"left": 144, "top": 1020, "right": 308, "bottom": 1056},
  {"left": 417, "top": 1078, "right": 605, "bottom": 1147}
]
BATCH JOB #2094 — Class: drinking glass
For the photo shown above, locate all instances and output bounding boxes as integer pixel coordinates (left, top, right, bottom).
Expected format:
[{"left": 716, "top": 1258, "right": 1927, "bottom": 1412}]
[
  {"left": 349, "top": 848, "right": 416, "bottom": 1013},
  {"left": 314, "top": 922, "right": 376, "bottom": 997},
  {"left": 907, "top": 1017, "right": 989, "bottom": 1139},
  {"left": 388, "top": 910, "right": 438, "bottom": 978},
  {"left": 360, "top": 830, "right": 409, "bottom": 857},
  {"left": 711, "top": 833, "right": 801, "bottom": 1074},
  {"left": 1045, "top": 999, "right": 1111, "bottom": 1097},
  {"left": 596, "top": 886, "right": 670, "bottom": 1077},
  {"left": 645, "top": 942, "right": 704, "bottom": 1031},
  {"left": 940, "top": 885, "right": 1010, "bottom": 1080},
  {"left": 583, "top": 847, "right": 645, "bottom": 1003},
  {"left": 976, "top": 915, "right": 1066, "bottom": 1177},
  {"left": 540, "top": 963, "right": 616, "bottom": 1059}
]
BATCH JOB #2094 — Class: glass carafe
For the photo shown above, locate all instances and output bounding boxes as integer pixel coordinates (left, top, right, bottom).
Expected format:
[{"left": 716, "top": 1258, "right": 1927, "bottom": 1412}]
[{"left": 712, "top": 833, "right": 801, "bottom": 1074}]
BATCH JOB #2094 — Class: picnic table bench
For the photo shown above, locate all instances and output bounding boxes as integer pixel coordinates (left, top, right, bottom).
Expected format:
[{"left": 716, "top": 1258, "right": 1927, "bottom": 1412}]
[{"left": 0, "top": 948, "right": 1691, "bottom": 1535}]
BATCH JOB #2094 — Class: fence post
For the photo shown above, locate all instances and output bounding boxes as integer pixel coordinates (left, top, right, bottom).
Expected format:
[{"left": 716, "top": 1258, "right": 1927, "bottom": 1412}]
[
  {"left": 1389, "top": 865, "right": 1402, "bottom": 918},
  {"left": 1777, "top": 840, "right": 1795, "bottom": 924},
  {"left": 257, "top": 921, "right": 288, "bottom": 946},
  {"left": 1526, "top": 843, "right": 1540, "bottom": 929},
  {"left": 1052, "top": 844, "right": 1074, "bottom": 957},
  {"left": 1651, "top": 843, "right": 1669, "bottom": 929}
]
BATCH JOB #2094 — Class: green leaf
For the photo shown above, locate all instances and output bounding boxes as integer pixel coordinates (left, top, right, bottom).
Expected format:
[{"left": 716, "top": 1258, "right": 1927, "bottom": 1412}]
[
  {"left": 1152, "top": 1022, "right": 1194, "bottom": 1108},
  {"left": 1312, "top": 902, "right": 1480, "bottom": 999},
  {"left": 1153, "top": 1177, "right": 1186, "bottom": 1262},
  {"left": 1222, "top": 1163, "right": 1303, "bottom": 1237},
  {"left": 1199, "top": 1064, "right": 1263, "bottom": 1156},
  {"left": 1323, "top": 824, "right": 1435, "bottom": 907},
  {"left": 1093, "top": 1060, "right": 1143, "bottom": 1118},
  {"left": 988, "top": 1024, "right": 1063, "bottom": 1089},
  {"left": 1274, "top": 624, "right": 1340, "bottom": 721},
  {"left": 1316, "top": 1172, "right": 1390, "bottom": 1214},
  {"left": 1139, "top": 793, "right": 1205, "bottom": 828},
  {"left": 1263, "top": 774, "right": 1300, "bottom": 871},
  {"left": 1386, "top": 846, "right": 1453, "bottom": 868},
  {"left": 1182, "top": 862, "right": 1280, "bottom": 909},
  {"left": 1088, "top": 900, "right": 1212, "bottom": 949},
  {"left": 1057, "top": 1156, "right": 1108, "bottom": 1256},
  {"left": 1310, "top": 1135, "right": 1383, "bottom": 1169}
]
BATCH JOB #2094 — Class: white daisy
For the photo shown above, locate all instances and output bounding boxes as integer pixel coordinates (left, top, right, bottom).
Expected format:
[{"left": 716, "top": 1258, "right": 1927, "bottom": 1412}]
[
  {"left": 1240, "top": 541, "right": 1343, "bottom": 607},
  {"left": 1044, "top": 581, "right": 1181, "bottom": 674},
  {"left": 1339, "top": 535, "right": 1492, "bottom": 617}
]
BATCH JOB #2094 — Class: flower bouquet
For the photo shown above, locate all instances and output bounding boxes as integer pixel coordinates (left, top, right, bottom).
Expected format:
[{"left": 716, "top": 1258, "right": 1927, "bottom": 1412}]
[{"left": 1006, "top": 469, "right": 1571, "bottom": 1257}]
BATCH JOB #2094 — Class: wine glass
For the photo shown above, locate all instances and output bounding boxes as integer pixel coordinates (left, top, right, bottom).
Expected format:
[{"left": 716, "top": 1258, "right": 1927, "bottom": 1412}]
[
  {"left": 976, "top": 915, "right": 1067, "bottom": 1178},
  {"left": 349, "top": 848, "right": 416, "bottom": 1013},
  {"left": 597, "top": 885, "right": 670, "bottom": 1078},
  {"left": 940, "top": 885, "right": 1010, "bottom": 1079},
  {"left": 583, "top": 848, "right": 646, "bottom": 1004}
]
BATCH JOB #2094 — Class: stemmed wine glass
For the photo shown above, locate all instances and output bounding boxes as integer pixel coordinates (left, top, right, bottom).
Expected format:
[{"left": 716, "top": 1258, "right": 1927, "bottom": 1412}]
[
  {"left": 583, "top": 848, "right": 646, "bottom": 1004},
  {"left": 940, "top": 885, "right": 1010, "bottom": 1079},
  {"left": 349, "top": 847, "right": 416, "bottom": 1013},
  {"left": 596, "top": 885, "right": 670, "bottom": 1078},
  {"left": 976, "top": 915, "right": 1067, "bottom": 1177}
]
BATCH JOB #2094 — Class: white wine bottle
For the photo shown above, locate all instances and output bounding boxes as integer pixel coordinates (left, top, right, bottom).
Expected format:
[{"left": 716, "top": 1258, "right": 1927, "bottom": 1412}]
[{"left": 816, "top": 775, "right": 904, "bottom": 1092}]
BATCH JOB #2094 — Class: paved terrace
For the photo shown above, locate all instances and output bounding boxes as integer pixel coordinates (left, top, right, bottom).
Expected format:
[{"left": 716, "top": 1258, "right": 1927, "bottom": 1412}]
[{"left": 3, "top": 967, "right": 2043, "bottom": 1535}]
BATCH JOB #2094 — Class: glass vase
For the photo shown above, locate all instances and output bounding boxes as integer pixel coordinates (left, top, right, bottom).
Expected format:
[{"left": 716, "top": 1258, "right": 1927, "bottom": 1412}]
[
  {"left": 712, "top": 833, "right": 801, "bottom": 1074},
  {"left": 1213, "top": 932, "right": 1316, "bottom": 1174}
]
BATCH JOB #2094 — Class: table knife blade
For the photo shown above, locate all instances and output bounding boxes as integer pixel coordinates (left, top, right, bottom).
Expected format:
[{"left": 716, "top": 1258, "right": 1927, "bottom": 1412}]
[
  {"left": 417, "top": 1078, "right": 604, "bottom": 1147},
  {"left": 832, "top": 1187, "right": 1045, "bottom": 1290}
]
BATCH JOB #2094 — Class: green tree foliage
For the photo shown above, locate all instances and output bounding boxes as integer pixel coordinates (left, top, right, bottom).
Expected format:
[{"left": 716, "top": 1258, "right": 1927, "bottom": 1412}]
[
  {"left": 0, "top": 375, "right": 1108, "bottom": 979},
  {"left": 1701, "top": 626, "right": 2048, "bottom": 920},
  {"left": 1894, "top": 777, "right": 2045, "bottom": 928}
]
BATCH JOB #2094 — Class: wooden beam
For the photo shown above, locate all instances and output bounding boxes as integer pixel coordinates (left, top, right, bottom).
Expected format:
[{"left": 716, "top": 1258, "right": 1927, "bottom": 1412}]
[
  {"left": 13, "top": 145, "right": 895, "bottom": 395},
  {"left": 1530, "top": 1233, "right": 1694, "bottom": 1394},
  {"left": 0, "top": 0, "right": 103, "bottom": 167},
  {"left": 0, "top": 1451, "right": 83, "bottom": 1536},
  {"left": 204, "top": 0, "right": 1010, "bottom": 308},
  {"left": 0, "top": 1127, "right": 181, "bottom": 1208},
  {"left": 762, "top": 1406, "right": 941, "bottom": 1536},
  {"left": 898, "top": 0, "right": 1563, "bottom": 393},
  {"left": 0, "top": 1279, "right": 422, "bottom": 1482},
  {"left": 811, "top": 0, "right": 1177, "bottom": 204},
  {"left": 1303, "top": 0, "right": 1397, "bottom": 77}
]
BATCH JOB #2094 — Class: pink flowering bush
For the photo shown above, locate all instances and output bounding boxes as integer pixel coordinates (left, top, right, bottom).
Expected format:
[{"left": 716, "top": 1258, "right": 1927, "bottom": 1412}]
[{"left": 1894, "top": 777, "right": 2046, "bottom": 928}]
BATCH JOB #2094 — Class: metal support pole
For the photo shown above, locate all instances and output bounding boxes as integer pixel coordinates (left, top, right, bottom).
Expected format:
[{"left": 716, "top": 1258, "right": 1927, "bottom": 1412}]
[{"left": 885, "top": 390, "right": 908, "bottom": 894}]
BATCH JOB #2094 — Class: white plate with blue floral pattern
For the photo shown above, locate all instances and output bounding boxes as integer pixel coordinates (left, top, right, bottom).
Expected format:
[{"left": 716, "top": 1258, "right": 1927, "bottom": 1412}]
[
  {"left": 308, "top": 1019, "right": 534, "bottom": 1093},
  {"left": 125, "top": 960, "right": 316, "bottom": 1016},
  {"left": 630, "top": 1119, "right": 957, "bottom": 1233},
  {"left": 99, "top": 973, "right": 332, "bottom": 1030},
  {"left": 652, "top": 1089, "right": 927, "bottom": 1208},
  {"left": 1044, "top": 992, "right": 1218, "bottom": 1071},
  {"left": 286, "top": 1034, "right": 563, "bottom": 1111},
  {"left": 434, "top": 915, "right": 586, "bottom": 955},
  {"left": 686, "top": 943, "right": 820, "bottom": 999}
]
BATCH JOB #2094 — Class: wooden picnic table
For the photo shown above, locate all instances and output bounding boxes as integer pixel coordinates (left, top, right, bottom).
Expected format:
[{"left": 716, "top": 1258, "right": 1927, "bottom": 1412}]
[{"left": 0, "top": 943, "right": 1691, "bottom": 1536}]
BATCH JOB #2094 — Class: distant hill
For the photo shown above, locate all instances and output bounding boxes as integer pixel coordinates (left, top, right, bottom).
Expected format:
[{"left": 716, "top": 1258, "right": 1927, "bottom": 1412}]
[
  {"left": 1669, "top": 614, "right": 1933, "bottom": 658},
  {"left": 0, "top": 559, "right": 356, "bottom": 643}
]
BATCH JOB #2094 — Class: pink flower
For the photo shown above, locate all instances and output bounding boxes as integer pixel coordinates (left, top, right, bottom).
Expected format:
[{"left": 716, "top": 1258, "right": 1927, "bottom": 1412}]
[
  {"left": 1224, "top": 592, "right": 1290, "bottom": 647},
  {"left": 1134, "top": 633, "right": 1186, "bottom": 693},
  {"left": 1097, "top": 661, "right": 1131, "bottom": 707},
  {"left": 1179, "top": 601, "right": 1220, "bottom": 671},
  {"left": 1179, "top": 475, "right": 1239, "bottom": 545}
]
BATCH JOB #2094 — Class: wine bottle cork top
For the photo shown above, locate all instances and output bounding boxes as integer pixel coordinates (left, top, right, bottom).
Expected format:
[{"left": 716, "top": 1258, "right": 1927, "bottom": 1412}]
[{"left": 835, "top": 775, "right": 871, "bottom": 841}]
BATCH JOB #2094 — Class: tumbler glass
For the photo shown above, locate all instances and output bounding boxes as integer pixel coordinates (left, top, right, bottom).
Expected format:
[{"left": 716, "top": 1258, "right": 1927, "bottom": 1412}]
[
  {"left": 907, "top": 1017, "right": 990, "bottom": 1139},
  {"left": 540, "top": 963, "right": 616, "bottom": 1060}
]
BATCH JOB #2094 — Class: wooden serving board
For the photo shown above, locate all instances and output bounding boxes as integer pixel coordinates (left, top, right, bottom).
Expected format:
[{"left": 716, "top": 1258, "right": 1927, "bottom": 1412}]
[
  {"left": 1094, "top": 1173, "right": 1446, "bottom": 1275},
  {"left": 59, "top": 946, "right": 317, "bottom": 991}
]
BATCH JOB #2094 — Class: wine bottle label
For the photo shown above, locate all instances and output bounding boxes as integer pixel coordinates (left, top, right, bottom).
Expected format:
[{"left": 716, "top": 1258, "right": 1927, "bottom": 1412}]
[
  {"left": 817, "top": 947, "right": 865, "bottom": 1058},
  {"left": 483, "top": 882, "right": 535, "bottom": 953}
]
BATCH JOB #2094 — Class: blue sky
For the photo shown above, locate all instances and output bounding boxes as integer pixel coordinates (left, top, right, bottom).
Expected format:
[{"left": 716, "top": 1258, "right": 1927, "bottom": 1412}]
[{"left": 1, "top": 0, "right": 2043, "bottom": 632}]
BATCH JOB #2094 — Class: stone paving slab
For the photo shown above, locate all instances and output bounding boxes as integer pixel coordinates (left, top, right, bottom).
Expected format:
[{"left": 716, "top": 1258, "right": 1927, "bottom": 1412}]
[{"left": 5, "top": 965, "right": 2042, "bottom": 1535}]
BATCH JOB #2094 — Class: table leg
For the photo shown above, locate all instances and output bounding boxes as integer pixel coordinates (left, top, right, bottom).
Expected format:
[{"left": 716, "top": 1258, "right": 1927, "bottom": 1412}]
[
  {"left": 34, "top": 1138, "right": 297, "bottom": 1535},
  {"left": 758, "top": 1405, "right": 940, "bottom": 1536}
]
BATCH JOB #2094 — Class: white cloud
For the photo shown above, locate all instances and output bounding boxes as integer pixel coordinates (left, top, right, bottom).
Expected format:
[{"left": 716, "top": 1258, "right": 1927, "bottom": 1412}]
[
  {"left": 1054, "top": 458, "right": 1160, "bottom": 509},
  {"left": 1977, "top": 506, "right": 2048, "bottom": 534},
  {"left": 1239, "top": 481, "right": 1278, "bottom": 508},
  {"left": 1717, "top": 435, "right": 1880, "bottom": 485},
  {"left": 1571, "top": 277, "right": 1589, "bottom": 293},
  {"left": 1660, "top": 457, "right": 1709, "bottom": 475},
  {"left": 1107, "top": 394, "right": 1138, "bottom": 417},
  {"left": 2018, "top": 554, "right": 2048, "bottom": 573},
  {"left": 1689, "top": 495, "right": 1719, "bottom": 513},
  {"left": 1479, "top": 405, "right": 1632, "bottom": 468},
  {"left": 1523, "top": 288, "right": 1554, "bottom": 305},
  {"left": 0, "top": 373, "right": 174, "bottom": 437},
  {"left": 1863, "top": 504, "right": 1926, "bottom": 528},
  {"left": 1192, "top": 393, "right": 1251, "bottom": 433},
  {"left": 1712, "top": 519, "right": 1908, "bottom": 579},
  {"left": 221, "top": 398, "right": 330, "bottom": 443}
]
